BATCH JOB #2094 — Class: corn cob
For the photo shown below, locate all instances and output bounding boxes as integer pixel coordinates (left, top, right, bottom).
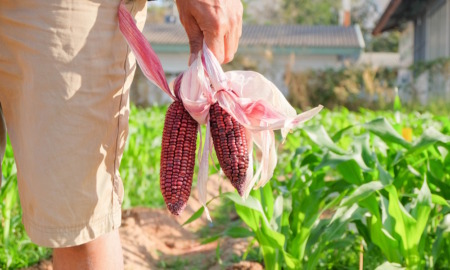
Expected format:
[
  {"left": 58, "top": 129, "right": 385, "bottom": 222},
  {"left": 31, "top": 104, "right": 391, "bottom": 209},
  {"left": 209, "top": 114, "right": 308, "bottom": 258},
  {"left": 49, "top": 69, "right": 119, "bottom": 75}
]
[
  {"left": 209, "top": 103, "right": 249, "bottom": 196},
  {"left": 160, "top": 100, "right": 198, "bottom": 215}
]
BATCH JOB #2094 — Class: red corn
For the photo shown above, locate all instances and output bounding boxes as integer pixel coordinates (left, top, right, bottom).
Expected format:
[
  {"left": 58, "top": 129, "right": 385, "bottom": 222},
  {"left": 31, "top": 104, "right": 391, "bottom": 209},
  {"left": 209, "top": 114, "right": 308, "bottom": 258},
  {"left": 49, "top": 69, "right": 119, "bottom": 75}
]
[
  {"left": 209, "top": 103, "right": 249, "bottom": 196},
  {"left": 160, "top": 101, "right": 198, "bottom": 215}
]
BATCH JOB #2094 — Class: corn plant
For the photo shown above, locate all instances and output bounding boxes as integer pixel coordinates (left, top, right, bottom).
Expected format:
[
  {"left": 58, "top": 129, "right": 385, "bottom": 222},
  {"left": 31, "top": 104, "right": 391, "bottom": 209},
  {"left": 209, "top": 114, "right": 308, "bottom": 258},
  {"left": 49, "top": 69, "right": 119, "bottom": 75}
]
[
  {"left": 221, "top": 109, "right": 450, "bottom": 269},
  {"left": 120, "top": 104, "right": 167, "bottom": 208},
  {"left": 1, "top": 105, "right": 449, "bottom": 269}
]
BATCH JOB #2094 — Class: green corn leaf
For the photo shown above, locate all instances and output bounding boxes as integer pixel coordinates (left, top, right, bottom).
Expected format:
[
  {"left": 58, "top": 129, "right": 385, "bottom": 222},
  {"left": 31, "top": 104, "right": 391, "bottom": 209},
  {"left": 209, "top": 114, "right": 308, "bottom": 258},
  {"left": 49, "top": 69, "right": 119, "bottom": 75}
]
[
  {"left": 385, "top": 182, "right": 431, "bottom": 267},
  {"left": 340, "top": 181, "right": 384, "bottom": 207},
  {"left": 260, "top": 220, "right": 285, "bottom": 249},
  {"left": 358, "top": 193, "right": 380, "bottom": 218},
  {"left": 201, "top": 235, "right": 220, "bottom": 244},
  {"left": 282, "top": 250, "right": 300, "bottom": 270},
  {"left": 299, "top": 152, "right": 320, "bottom": 168},
  {"left": 289, "top": 187, "right": 323, "bottom": 259},
  {"left": 428, "top": 159, "right": 445, "bottom": 180},
  {"left": 431, "top": 194, "right": 449, "bottom": 206},
  {"left": 321, "top": 190, "right": 349, "bottom": 215},
  {"left": 411, "top": 178, "right": 432, "bottom": 240},
  {"left": 407, "top": 127, "right": 450, "bottom": 155},
  {"left": 373, "top": 136, "right": 389, "bottom": 157},
  {"left": 303, "top": 125, "right": 346, "bottom": 154},
  {"left": 290, "top": 226, "right": 311, "bottom": 261},
  {"left": 407, "top": 165, "right": 422, "bottom": 178},
  {"left": 431, "top": 214, "right": 450, "bottom": 267},
  {"left": 215, "top": 241, "right": 221, "bottom": 263},
  {"left": 225, "top": 192, "right": 270, "bottom": 227},
  {"left": 363, "top": 118, "right": 411, "bottom": 148},
  {"left": 305, "top": 219, "right": 329, "bottom": 253},
  {"left": 369, "top": 214, "right": 402, "bottom": 263},
  {"left": 258, "top": 244, "right": 279, "bottom": 270},
  {"left": 224, "top": 227, "right": 254, "bottom": 239},
  {"left": 331, "top": 125, "right": 354, "bottom": 142},
  {"left": 258, "top": 220, "right": 287, "bottom": 269},
  {"left": 380, "top": 195, "right": 396, "bottom": 237},
  {"left": 400, "top": 193, "right": 449, "bottom": 206},
  {"left": 271, "top": 195, "right": 284, "bottom": 232},
  {"left": 317, "top": 151, "right": 371, "bottom": 172},
  {"left": 378, "top": 163, "right": 394, "bottom": 186},
  {"left": 182, "top": 206, "right": 204, "bottom": 226},
  {"left": 261, "top": 183, "right": 274, "bottom": 222},
  {"left": 386, "top": 184, "right": 416, "bottom": 240},
  {"left": 445, "top": 150, "right": 450, "bottom": 167},
  {"left": 336, "top": 159, "right": 364, "bottom": 185},
  {"left": 234, "top": 204, "right": 260, "bottom": 232},
  {"left": 353, "top": 133, "right": 376, "bottom": 168},
  {"left": 327, "top": 204, "right": 364, "bottom": 241}
]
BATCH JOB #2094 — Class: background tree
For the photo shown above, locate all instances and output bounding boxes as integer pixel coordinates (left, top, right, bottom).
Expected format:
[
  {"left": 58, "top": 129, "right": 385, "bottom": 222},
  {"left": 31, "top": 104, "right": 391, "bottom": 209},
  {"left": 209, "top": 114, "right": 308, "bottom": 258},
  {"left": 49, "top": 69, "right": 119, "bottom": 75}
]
[
  {"left": 282, "top": 0, "right": 340, "bottom": 25},
  {"left": 351, "top": 0, "right": 399, "bottom": 52}
]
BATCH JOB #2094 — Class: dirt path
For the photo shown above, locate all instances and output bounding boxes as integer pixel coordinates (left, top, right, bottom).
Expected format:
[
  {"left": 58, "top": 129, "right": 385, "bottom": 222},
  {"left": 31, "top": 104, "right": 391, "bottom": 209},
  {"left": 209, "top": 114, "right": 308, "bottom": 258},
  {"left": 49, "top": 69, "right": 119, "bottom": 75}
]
[{"left": 24, "top": 175, "right": 263, "bottom": 270}]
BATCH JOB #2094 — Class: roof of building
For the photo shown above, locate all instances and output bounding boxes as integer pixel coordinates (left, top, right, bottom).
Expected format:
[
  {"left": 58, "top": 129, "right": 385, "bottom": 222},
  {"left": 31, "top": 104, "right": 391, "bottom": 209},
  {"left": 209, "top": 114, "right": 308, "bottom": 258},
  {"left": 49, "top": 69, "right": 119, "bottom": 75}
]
[
  {"left": 143, "top": 24, "right": 365, "bottom": 54},
  {"left": 372, "top": 0, "right": 428, "bottom": 35}
]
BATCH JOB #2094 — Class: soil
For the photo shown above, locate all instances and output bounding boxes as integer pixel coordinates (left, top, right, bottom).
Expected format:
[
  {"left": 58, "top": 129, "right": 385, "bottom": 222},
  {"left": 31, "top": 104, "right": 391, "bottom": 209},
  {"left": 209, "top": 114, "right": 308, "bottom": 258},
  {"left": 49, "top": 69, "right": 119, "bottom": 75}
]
[{"left": 23, "top": 175, "right": 263, "bottom": 270}]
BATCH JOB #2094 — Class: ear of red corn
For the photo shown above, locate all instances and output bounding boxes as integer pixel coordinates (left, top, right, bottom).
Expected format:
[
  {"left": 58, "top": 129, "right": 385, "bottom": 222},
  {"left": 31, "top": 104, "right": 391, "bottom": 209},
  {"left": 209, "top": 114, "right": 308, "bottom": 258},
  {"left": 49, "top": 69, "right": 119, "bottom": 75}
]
[
  {"left": 160, "top": 100, "right": 198, "bottom": 215},
  {"left": 209, "top": 103, "right": 249, "bottom": 196}
]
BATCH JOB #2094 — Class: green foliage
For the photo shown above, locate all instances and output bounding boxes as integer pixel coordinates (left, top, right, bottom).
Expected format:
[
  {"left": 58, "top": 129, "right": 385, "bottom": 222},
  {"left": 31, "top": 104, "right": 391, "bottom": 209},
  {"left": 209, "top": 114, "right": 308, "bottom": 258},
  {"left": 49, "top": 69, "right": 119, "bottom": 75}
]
[
  {"left": 408, "top": 58, "right": 450, "bottom": 78},
  {"left": 0, "top": 140, "right": 51, "bottom": 269},
  {"left": 287, "top": 66, "right": 398, "bottom": 111},
  {"left": 368, "top": 31, "right": 400, "bottom": 52},
  {"left": 210, "top": 108, "right": 450, "bottom": 269},
  {"left": 120, "top": 105, "right": 167, "bottom": 208},
  {"left": 401, "top": 57, "right": 450, "bottom": 116},
  {"left": 286, "top": 60, "right": 450, "bottom": 116},
  {"left": 1, "top": 105, "right": 449, "bottom": 269},
  {"left": 282, "top": 0, "right": 340, "bottom": 25},
  {"left": 351, "top": 0, "right": 400, "bottom": 52}
]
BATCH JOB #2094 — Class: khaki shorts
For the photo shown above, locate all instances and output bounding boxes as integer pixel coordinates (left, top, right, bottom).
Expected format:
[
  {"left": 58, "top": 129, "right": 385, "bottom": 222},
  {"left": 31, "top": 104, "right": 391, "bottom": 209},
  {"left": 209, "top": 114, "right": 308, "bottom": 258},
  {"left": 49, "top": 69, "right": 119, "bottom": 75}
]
[{"left": 0, "top": 0, "right": 147, "bottom": 248}]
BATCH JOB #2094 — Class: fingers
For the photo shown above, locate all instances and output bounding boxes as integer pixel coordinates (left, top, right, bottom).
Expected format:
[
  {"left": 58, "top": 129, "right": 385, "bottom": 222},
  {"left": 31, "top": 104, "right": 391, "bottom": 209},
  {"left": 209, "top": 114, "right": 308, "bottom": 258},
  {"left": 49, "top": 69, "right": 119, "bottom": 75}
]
[
  {"left": 176, "top": 1, "right": 203, "bottom": 65},
  {"left": 223, "top": 23, "right": 240, "bottom": 63},
  {"left": 177, "top": 0, "right": 243, "bottom": 65},
  {"left": 223, "top": 2, "right": 243, "bottom": 63},
  {"left": 184, "top": 16, "right": 204, "bottom": 65},
  {"left": 203, "top": 29, "right": 226, "bottom": 64},
  {"left": 200, "top": 6, "right": 228, "bottom": 64}
]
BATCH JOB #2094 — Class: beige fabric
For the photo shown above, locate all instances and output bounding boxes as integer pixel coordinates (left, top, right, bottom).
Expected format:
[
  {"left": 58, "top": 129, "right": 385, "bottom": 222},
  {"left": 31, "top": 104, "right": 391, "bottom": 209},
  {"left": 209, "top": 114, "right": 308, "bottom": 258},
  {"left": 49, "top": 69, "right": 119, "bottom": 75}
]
[{"left": 0, "top": 0, "right": 147, "bottom": 248}]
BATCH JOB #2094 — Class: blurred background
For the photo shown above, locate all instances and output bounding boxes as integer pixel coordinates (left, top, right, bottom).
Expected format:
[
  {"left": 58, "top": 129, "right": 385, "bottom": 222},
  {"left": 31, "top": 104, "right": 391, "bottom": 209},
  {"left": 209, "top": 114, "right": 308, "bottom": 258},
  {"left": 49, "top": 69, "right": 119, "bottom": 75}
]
[
  {"left": 132, "top": 0, "right": 449, "bottom": 114},
  {"left": 1, "top": 1, "right": 449, "bottom": 269}
]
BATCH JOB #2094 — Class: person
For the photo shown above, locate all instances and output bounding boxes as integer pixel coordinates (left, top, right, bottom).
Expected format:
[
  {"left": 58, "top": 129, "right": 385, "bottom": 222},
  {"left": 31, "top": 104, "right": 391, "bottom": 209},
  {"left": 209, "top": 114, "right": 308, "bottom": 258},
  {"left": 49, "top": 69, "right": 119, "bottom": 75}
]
[{"left": 0, "top": 0, "right": 243, "bottom": 269}]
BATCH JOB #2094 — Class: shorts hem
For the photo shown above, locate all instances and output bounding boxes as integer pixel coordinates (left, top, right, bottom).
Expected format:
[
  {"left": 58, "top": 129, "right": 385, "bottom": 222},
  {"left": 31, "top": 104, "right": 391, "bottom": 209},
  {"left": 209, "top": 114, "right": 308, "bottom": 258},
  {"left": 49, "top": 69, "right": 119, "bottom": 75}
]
[{"left": 22, "top": 206, "right": 122, "bottom": 248}]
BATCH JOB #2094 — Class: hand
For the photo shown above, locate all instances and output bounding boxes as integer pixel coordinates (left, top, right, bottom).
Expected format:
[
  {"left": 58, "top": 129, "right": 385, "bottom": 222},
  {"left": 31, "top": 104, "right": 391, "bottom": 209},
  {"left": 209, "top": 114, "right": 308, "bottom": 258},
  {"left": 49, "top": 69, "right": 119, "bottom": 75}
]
[{"left": 176, "top": 0, "right": 243, "bottom": 65}]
